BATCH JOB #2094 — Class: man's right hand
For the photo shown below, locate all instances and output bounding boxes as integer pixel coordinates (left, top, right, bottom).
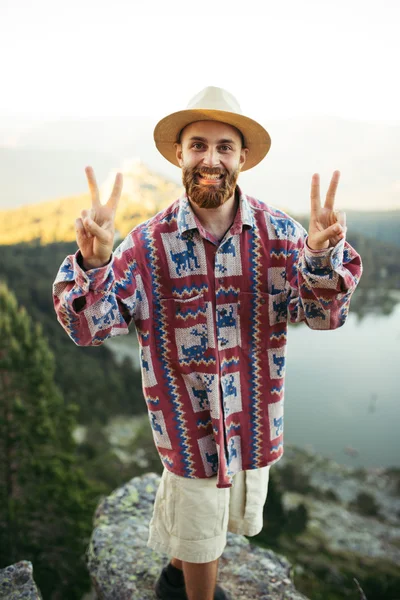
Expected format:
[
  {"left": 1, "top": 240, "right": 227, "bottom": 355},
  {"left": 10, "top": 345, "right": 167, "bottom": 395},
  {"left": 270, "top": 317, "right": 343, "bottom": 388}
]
[{"left": 75, "top": 166, "right": 123, "bottom": 270}]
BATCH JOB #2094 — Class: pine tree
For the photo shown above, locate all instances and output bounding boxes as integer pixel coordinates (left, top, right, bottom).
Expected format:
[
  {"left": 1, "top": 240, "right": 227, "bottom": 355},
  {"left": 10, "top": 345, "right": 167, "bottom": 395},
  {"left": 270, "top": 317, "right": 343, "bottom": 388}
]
[{"left": 0, "top": 282, "right": 101, "bottom": 599}]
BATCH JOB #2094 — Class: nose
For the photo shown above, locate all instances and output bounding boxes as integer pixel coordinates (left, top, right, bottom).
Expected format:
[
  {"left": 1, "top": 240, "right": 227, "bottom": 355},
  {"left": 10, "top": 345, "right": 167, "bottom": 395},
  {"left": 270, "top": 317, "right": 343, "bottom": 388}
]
[{"left": 202, "top": 146, "right": 220, "bottom": 168}]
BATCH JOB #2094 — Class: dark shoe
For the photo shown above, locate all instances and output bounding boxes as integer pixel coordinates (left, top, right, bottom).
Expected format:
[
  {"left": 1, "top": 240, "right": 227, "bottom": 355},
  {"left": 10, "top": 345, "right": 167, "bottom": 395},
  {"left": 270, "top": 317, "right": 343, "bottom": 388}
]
[{"left": 155, "top": 563, "right": 232, "bottom": 599}]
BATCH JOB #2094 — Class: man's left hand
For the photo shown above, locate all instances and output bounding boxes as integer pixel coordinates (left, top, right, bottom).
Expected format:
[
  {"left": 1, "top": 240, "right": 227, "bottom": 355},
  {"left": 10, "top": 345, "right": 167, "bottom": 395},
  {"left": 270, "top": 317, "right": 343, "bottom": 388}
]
[{"left": 307, "top": 170, "right": 346, "bottom": 251}]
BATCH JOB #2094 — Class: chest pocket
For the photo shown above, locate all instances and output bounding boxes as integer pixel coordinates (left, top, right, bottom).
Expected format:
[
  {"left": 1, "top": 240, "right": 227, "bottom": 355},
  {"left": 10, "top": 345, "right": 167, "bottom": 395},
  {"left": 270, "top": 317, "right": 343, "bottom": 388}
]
[
  {"left": 238, "top": 291, "right": 288, "bottom": 351},
  {"left": 158, "top": 294, "right": 212, "bottom": 366}
]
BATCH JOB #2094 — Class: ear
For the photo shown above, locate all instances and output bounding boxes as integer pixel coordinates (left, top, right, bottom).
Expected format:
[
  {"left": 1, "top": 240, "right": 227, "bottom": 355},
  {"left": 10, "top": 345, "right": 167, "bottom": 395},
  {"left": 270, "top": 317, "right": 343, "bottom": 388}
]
[
  {"left": 174, "top": 142, "right": 183, "bottom": 167},
  {"left": 239, "top": 147, "right": 249, "bottom": 170}
]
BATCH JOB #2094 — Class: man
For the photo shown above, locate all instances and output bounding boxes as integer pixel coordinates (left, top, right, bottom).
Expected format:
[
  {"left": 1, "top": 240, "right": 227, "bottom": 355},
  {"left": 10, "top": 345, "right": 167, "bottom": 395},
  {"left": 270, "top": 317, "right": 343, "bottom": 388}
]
[{"left": 53, "top": 86, "right": 362, "bottom": 600}]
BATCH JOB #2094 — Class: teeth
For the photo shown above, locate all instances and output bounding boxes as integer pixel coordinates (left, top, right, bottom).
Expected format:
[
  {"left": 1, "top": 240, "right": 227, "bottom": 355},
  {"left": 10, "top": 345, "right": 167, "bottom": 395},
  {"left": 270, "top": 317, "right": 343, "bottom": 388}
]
[{"left": 200, "top": 173, "right": 221, "bottom": 179}]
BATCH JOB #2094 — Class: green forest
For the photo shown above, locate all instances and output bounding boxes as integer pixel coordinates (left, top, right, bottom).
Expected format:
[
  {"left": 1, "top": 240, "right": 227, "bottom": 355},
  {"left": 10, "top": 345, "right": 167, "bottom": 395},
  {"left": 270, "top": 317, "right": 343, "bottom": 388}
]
[{"left": 0, "top": 241, "right": 144, "bottom": 425}]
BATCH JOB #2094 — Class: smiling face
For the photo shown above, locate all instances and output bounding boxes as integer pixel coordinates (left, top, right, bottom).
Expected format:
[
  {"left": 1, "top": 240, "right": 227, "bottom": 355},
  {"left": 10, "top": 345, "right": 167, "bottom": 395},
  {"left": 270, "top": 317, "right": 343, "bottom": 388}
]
[{"left": 175, "top": 120, "right": 248, "bottom": 209}]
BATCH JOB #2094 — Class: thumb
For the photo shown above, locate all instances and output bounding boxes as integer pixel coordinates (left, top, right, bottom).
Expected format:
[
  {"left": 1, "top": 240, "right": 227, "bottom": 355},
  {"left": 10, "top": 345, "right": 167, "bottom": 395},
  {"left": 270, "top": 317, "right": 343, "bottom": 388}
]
[{"left": 311, "top": 222, "right": 344, "bottom": 247}]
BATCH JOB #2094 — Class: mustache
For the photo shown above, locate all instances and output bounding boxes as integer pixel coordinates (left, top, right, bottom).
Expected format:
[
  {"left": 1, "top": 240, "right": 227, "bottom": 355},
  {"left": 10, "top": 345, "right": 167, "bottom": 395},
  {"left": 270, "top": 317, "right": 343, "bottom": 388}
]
[{"left": 191, "top": 166, "right": 226, "bottom": 177}]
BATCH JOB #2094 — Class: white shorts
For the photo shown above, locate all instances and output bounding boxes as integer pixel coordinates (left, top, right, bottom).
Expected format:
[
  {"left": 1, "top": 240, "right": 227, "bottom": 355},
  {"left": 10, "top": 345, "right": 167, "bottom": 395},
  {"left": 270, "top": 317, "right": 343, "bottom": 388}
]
[{"left": 147, "top": 465, "right": 270, "bottom": 564}]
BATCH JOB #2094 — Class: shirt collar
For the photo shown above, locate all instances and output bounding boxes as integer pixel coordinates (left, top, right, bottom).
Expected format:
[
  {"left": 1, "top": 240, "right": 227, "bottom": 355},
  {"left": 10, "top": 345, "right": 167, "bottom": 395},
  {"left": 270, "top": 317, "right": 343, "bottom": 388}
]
[
  {"left": 177, "top": 185, "right": 255, "bottom": 237},
  {"left": 234, "top": 185, "right": 255, "bottom": 232}
]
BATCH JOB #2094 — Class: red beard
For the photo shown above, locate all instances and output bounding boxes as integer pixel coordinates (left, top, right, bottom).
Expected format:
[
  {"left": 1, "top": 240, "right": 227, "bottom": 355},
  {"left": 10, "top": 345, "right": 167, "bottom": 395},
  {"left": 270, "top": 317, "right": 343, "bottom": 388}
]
[{"left": 182, "top": 165, "right": 240, "bottom": 209}]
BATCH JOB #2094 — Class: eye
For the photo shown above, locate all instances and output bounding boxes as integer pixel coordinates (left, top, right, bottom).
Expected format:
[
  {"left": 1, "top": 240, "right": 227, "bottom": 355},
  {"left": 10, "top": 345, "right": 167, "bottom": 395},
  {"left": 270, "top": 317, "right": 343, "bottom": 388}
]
[
  {"left": 192, "top": 143, "right": 205, "bottom": 150},
  {"left": 219, "top": 145, "right": 232, "bottom": 152}
]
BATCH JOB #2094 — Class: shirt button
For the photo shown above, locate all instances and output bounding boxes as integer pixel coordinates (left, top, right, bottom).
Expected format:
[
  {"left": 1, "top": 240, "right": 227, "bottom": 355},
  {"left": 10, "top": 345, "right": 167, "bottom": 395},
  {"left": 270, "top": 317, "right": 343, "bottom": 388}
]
[
  {"left": 260, "top": 298, "right": 266, "bottom": 305},
  {"left": 219, "top": 278, "right": 225, "bottom": 284}
]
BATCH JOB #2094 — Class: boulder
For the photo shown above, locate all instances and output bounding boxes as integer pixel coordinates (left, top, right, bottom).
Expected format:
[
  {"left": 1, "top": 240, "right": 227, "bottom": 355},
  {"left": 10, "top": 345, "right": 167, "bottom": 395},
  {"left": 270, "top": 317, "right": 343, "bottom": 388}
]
[
  {"left": 86, "top": 472, "right": 309, "bottom": 600},
  {"left": 0, "top": 561, "right": 42, "bottom": 599}
]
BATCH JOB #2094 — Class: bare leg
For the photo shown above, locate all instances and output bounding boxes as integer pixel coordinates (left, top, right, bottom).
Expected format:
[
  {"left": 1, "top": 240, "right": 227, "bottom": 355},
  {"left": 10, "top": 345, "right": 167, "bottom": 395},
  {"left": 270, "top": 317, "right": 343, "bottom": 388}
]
[
  {"left": 171, "top": 557, "right": 183, "bottom": 570},
  {"left": 182, "top": 558, "right": 219, "bottom": 600}
]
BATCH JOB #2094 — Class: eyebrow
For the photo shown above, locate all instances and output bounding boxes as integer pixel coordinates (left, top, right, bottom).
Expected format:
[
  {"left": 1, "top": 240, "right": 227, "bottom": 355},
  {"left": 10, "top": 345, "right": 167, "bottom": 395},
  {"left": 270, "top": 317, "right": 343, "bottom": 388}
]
[{"left": 188, "top": 136, "right": 237, "bottom": 145}]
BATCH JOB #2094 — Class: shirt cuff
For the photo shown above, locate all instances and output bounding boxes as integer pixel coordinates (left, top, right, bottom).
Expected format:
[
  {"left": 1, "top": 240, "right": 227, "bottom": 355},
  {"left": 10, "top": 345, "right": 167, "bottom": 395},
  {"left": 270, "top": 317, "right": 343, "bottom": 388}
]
[
  {"left": 74, "top": 250, "right": 114, "bottom": 292},
  {"left": 304, "top": 236, "right": 345, "bottom": 271}
]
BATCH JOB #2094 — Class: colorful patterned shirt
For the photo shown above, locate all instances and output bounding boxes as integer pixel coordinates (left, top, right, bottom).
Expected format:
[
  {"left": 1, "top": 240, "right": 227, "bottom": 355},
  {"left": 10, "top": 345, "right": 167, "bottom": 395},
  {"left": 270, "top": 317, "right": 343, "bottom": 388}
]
[{"left": 53, "top": 186, "right": 362, "bottom": 488}]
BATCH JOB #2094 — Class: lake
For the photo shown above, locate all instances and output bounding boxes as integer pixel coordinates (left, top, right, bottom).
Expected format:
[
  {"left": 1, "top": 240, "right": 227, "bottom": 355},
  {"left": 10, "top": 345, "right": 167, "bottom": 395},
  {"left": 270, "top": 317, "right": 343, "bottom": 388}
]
[{"left": 284, "top": 302, "right": 400, "bottom": 469}]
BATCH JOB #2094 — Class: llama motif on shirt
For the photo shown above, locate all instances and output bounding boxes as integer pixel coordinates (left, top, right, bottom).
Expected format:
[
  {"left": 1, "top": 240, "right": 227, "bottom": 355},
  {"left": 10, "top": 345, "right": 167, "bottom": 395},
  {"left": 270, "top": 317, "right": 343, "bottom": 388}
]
[
  {"left": 215, "top": 237, "right": 242, "bottom": 277},
  {"left": 161, "top": 231, "right": 207, "bottom": 278}
]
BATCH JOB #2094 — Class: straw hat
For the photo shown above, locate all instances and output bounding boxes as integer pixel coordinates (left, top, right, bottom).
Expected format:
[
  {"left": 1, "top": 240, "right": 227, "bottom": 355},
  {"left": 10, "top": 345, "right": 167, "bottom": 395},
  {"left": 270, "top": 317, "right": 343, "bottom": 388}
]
[{"left": 153, "top": 86, "right": 271, "bottom": 172}]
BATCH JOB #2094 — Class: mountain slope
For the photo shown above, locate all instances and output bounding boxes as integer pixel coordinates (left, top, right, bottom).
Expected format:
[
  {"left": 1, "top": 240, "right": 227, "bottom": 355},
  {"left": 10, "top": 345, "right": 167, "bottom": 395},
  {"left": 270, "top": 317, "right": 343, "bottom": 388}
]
[{"left": 0, "top": 159, "right": 182, "bottom": 245}]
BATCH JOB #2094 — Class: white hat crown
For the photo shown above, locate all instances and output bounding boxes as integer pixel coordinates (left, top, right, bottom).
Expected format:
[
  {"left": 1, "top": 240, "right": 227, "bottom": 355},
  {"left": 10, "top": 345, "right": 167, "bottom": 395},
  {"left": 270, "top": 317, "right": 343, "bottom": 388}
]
[{"left": 187, "top": 86, "right": 243, "bottom": 114}]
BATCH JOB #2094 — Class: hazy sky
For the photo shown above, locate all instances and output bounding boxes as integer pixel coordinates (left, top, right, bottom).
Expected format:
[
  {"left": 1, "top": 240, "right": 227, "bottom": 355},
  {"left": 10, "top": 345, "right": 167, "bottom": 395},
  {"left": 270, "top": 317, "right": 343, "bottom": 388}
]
[{"left": 1, "top": 0, "right": 399, "bottom": 123}]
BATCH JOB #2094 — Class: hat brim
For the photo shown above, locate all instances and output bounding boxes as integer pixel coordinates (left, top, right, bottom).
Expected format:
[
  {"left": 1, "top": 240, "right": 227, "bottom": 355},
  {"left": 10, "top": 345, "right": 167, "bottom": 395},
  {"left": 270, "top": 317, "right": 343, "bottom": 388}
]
[{"left": 153, "top": 109, "right": 271, "bottom": 172}]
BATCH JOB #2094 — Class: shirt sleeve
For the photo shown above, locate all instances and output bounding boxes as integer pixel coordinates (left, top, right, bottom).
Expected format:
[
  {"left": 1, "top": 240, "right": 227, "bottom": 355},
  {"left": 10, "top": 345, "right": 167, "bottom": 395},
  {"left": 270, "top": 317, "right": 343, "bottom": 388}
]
[
  {"left": 285, "top": 221, "right": 363, "bottom": 329},
  {"left": 52, "top": 236, "right": 139, "bottom": 346}
]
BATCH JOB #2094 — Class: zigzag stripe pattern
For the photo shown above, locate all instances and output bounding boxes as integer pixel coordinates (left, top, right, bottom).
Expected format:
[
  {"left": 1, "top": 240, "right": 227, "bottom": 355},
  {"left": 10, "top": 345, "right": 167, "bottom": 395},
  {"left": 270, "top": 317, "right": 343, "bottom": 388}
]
[
  {"left": 59, "top": 300, "right": 81, "bottom": 344},
  {"left": 271, "top": 248, "right": 288, "bottom": 259},
  {"left": 171, "top": 283, "right": 209, "bottom": 298},
  {"left": 270, "top": 332, "right": 287, "bottom": 342},
  {"left": 271, "top": 442, "right": 284, "bottom": 453},
  {"left": 142, "top": 226, "right": 196, "bottom": 478},
  {"left": 92, "top": 332, "right": 112, "bottom": 344},
  {"left": 146, "top": 395, "right": 160, "bottom": 406},
  {"left": 179, "top": 357, "right": 216, "bottom": 367},
  {"left": 271, "top": 384, "right": 285, "bottom": 396},
  {"left": 196, "top": 418, "right": 212, "bottom": 429},
  {"left": 221, "top": 356, "right": 240, "bottom": 368},
  {"left": 248, "top": 230, "right": 264, "bottom": 469},
  {"left": 113, "top": 258, "right": 138, "bottom": 295},
  {"left": 176, "top": 306, "right": 207, "bottom": 320},
  {"left": 318, "top": 296, "right": 333, "bottom": 308},
  {"left": 226, "top": 421, "right": 241, "bottom": 433},
  {"left": 216, "top": 286, "right": 240, "bottom": 298},
  {"left": 159, "top": 454, "right": 174, "bottom": 467}
]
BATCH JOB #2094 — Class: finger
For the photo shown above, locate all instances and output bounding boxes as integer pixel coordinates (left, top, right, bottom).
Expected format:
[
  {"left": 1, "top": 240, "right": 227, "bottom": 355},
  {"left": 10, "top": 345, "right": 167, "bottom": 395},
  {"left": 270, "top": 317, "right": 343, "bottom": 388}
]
[
  {"left": 310, "top": 173, "right": 320, "bottom": 218},
  {"left": 329, "top": 231, "right": 346, "bottom": 246},
  {"left": 83, "top": 217, "right": 110, "bottom": 244},
  {"left": 322, "top": 222, "right": 345, "bottom": 243},
  {"left": 325, "top": 170, "right": 340, "bottom": 211},
  {"left": 80, "top": 209, "right": 93, "bottom": 237},
  {"left": 75, "top": 217, "right": 91, "bottom": 243},
  {"left": 310, "top": 222, "right": 344, "bottom": 248},
  {"left": 85, "top": 166, "right": 101, "bottom": 208},
  {"left": 107, "top": 172, "right": 123, "bottom": 212}
]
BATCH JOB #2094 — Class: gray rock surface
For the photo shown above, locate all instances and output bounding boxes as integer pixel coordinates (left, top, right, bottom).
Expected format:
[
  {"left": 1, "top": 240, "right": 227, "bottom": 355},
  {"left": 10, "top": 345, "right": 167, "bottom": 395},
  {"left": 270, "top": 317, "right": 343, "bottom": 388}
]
[
  {"left": 86, "top": 472, "right": 309, "bottom": 600},
  {"left": 0, "top": 561, "right": 42, "bottom": 600},
  {"left": 277, "top": 445, "right": 400, "bottom": 565}
]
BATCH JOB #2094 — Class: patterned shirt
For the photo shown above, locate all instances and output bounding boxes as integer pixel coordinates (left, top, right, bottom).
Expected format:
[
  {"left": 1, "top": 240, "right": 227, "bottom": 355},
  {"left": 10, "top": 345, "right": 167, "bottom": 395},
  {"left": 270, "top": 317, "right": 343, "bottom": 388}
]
[{"left": 53, "top": 186, "right": 362, "bottom": 488}]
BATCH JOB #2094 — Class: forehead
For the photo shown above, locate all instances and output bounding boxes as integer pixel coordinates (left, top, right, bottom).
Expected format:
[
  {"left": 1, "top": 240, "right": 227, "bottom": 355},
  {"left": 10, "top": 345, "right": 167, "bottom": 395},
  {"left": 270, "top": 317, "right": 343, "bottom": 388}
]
[{"left": 180, "top": 120, "right": 242, "bottom": 144}]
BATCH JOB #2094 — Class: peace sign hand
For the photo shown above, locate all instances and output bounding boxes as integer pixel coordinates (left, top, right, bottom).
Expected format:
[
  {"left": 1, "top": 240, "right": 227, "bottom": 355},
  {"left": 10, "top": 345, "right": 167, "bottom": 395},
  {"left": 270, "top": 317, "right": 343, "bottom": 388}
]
[
  {"left": 75, "top": 166, "right": 123, "bottom": 270},
  {"left": 307, "top": 170, "right": 346, "bottom": 251}
]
